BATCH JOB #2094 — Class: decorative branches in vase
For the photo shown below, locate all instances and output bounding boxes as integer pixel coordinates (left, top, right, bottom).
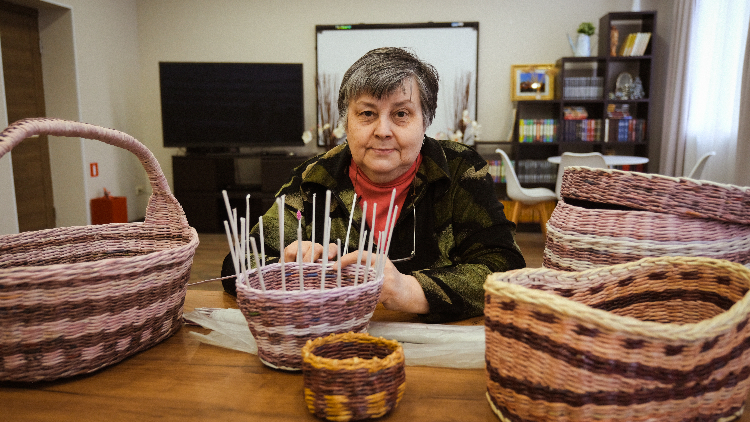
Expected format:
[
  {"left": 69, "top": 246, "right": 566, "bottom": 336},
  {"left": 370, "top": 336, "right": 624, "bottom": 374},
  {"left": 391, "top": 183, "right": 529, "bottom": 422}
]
[{"left": 302, "top": 73, "right": 345, "bottom": 150}]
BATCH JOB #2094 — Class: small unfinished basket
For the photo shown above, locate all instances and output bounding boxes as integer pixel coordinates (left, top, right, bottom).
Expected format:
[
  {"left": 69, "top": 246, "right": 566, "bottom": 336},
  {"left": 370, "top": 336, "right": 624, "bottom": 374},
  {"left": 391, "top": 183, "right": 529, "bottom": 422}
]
[
  {"left": 236, "top": 262, "right": 383, "bottom": 371},
  {"left": 546, "top": 167, "right": 750, "bottom": 271},
  {"left": 0, "top": 118, "right": 199, "bottom": 382},
  {"left": 302, "top": 332, "right": 405, "bottom": 421},
  {"left": 484, "top": 256, "right": 750, "bottom": 422}
]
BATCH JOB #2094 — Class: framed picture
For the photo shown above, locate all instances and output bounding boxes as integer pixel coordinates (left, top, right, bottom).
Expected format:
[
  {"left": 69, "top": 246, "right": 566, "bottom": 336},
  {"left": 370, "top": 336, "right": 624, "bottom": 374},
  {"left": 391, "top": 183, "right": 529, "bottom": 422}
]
[{"left": 511, "top": 64, "right": 556, "bottom": 101}]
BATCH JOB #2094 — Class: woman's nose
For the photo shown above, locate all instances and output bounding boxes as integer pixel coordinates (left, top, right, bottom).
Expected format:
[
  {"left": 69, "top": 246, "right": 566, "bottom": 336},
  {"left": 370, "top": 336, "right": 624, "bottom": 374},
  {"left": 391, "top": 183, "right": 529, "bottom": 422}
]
[{"left": 374, "top": 116, "right": 393, "bottom": 138}]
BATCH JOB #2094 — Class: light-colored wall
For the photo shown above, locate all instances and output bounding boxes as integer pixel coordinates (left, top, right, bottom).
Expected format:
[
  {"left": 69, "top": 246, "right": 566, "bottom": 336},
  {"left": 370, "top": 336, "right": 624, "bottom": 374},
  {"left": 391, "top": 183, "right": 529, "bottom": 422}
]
[
  {"left": 1, "top": 0, "right": 672, "bottom": 232},
  {"left": 137, "top": 0, "right": 664, "bottom": 193}
]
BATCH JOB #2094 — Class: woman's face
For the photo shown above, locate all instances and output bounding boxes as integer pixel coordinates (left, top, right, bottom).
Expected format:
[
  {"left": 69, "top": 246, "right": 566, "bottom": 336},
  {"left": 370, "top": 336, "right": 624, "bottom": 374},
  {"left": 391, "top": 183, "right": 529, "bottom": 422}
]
[{"left": 346, "top": 78, "right": 425, "bottom": 184}]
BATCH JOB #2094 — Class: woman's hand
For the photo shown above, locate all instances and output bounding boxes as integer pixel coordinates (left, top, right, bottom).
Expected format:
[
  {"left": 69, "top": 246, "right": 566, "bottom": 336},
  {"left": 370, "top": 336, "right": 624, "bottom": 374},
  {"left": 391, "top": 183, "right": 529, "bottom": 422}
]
[
  {"left": 337, "top": 251, "right": 429, "bottom": 315},
  {"left": 283, "top": 241, "right": 338, "bottom": 264}
]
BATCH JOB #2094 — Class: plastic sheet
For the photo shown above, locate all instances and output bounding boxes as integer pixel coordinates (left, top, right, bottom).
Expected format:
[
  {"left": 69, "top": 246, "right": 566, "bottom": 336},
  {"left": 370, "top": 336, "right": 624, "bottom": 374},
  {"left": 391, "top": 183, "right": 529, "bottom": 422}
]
[{"left": 183, "top": 308, "right": 485, "bottom": 368}]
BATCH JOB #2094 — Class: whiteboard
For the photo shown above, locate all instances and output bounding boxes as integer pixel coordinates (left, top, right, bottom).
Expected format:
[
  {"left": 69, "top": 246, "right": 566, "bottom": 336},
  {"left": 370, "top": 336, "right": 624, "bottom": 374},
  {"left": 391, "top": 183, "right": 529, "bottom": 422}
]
[{"left": 316, "top": 23, "right": 479, "bottom": 141}]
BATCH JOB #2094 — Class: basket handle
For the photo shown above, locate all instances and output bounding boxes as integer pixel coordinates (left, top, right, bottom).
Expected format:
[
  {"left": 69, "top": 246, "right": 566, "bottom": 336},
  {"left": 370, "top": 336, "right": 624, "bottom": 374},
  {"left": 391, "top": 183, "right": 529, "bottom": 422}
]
[{"left": 0, "top": 118, "right": 189, "bottom": 229}]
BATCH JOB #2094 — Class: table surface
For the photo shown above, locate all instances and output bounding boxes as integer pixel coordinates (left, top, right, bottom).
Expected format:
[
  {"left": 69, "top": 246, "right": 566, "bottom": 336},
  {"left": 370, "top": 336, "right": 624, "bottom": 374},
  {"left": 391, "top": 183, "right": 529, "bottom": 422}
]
[
  {"left": 3, "top": 290, "right": 749, "bottom": 422},
  {"left": 1, "top": 290, "right": 491, "bottom": 422},
  {"left": 547, "top": 154, "right": 649, "bottom": 166}
]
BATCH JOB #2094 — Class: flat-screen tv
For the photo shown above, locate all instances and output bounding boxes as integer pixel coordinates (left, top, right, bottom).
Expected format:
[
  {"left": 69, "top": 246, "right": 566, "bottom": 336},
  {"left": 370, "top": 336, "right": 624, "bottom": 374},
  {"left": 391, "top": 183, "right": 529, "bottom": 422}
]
[{"left": 159, "top": 62, "right": 304, "bottom": 150}]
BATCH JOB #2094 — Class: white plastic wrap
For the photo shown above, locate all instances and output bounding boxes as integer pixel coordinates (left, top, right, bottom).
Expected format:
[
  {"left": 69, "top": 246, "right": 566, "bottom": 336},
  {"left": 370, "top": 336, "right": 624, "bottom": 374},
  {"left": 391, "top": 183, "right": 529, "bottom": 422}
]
[{"left": 183, "top": 308, "right": 485, "bottom": 368}]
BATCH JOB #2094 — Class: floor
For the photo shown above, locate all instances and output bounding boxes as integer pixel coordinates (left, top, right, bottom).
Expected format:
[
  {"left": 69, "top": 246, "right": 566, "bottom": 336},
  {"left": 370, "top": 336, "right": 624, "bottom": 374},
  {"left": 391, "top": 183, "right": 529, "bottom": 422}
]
[{"left": 187, "top": 231, "right": 546, "bottom": 291}]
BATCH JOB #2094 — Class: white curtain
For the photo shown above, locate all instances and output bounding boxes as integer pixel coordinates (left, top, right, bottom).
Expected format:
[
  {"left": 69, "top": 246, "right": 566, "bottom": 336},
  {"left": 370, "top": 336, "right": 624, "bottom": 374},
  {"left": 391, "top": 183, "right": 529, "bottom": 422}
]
[{"left": 660, "top": 0, "right": 750, "bottom": 185}]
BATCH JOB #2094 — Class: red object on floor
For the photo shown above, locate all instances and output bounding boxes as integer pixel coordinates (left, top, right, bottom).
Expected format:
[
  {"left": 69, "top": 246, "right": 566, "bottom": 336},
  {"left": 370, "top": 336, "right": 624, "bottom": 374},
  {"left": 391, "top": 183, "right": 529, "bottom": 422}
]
[{"left": 90, "top": 195, "right": 127, "bottom": 224}]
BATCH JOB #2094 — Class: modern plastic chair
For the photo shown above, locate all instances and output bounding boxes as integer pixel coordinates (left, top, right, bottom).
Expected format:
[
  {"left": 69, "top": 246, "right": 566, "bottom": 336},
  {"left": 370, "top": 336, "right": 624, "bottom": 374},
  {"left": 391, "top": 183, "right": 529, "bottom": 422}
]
[
  {"left": 686, "top": 151, "right": 716, "bottom": 180},
  {"left": 496, "top": 148, "right": 557, "bottom": 237},
  {"left": 554, "top": 152, "right": 608, "bottom": 200}
]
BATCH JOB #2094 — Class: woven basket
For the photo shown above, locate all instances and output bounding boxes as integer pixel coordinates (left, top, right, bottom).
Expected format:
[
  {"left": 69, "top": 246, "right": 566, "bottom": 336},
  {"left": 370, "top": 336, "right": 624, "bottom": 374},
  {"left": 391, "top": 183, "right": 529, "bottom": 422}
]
[
  {"left": 302, "top": 332, "right": 405, "bottom": 421},
  {"left": 0, "top": 118, "right": 199, "bottom": 382},
  {"left": 236, "top": 262, "right": 383, "bottom": 371},
  {"left": 545, "top": 167, "right": 750, "bottom": 271},
  {"left": 484, "top": 256, "right": 750, "bottom": 422},
  {"left": 559, "top": 166, "right": 750, "bottom": 224}
]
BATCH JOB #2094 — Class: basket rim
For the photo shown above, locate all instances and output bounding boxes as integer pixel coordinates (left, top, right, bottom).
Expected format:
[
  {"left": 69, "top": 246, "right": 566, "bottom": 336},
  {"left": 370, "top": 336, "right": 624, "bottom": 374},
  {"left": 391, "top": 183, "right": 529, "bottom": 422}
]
[
  {"left": 235, "top": 262, "right": 383, "bottom": 298},
  {"left": 301, "top": 332, "right": 403, "bottom": 372},
  {"left": 567, "top": 166, "right": 750, "bottom": 193},
  {"left": 0, "top": 225, "right": 198, "bottom": 282},
  {"left": 485, "top": 256, "right": 750, "bottom": 340}
]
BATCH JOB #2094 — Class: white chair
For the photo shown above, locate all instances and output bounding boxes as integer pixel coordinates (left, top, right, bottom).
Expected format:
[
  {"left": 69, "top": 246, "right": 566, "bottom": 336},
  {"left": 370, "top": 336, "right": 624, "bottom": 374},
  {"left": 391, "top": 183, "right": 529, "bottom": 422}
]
[
  {"left": 496, "top": 148, "right": 557, "bottom": 237},
  {"left": 686, "top": 151, "right": 716, "bottom": 179},
  {"left": 554, "top": 152, "right": 608, "bottom": 200}
]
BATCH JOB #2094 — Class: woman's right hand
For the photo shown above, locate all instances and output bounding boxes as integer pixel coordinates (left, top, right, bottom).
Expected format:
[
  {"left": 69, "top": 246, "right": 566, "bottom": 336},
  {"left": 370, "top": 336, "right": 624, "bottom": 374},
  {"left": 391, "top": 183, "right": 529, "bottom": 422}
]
[{"left": 283, "top": 241, "right": 338, "bottom": 263}]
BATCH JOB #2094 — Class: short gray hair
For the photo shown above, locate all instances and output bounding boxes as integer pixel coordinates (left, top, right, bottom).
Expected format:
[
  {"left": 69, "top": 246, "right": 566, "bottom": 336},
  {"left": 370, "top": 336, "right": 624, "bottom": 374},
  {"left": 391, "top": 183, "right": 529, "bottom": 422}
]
[{"left": 337, "top": 47, "right": 439, "bottom": 129}]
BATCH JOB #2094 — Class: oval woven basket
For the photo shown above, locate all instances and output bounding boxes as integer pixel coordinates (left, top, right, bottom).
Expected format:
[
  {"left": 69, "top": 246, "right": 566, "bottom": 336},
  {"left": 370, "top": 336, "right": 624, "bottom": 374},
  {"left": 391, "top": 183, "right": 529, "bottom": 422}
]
[
  {"left": 302, "top": 332, "right": 405, "bottom": 421},
  {"left": 236, "top": 262, "right": 383, "bottom": 371},
  {"left": 0, "top": 118, "right": 199, "bottom": 382},
  {"left": 484, "top": 256, "right": 750, "bottom": 422},
  {"left": 545, "top": 199, "right": 750, "bottom": 271},
  {"left": 559, "top": 166, "right": 750, "bottom": 224}
]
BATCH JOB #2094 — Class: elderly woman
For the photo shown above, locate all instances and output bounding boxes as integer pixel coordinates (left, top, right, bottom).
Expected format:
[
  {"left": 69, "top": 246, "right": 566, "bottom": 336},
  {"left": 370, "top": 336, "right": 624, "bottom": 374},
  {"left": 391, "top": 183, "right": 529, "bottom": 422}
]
[{"left": 221, "top": 47, "right": 525, "bottom": 323}]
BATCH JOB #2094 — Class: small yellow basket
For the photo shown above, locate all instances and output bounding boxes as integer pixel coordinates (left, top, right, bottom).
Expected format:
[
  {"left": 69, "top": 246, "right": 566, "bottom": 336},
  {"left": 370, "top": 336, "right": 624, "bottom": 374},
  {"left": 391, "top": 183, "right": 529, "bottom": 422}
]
[{"left": 301, "top": 332, "right": 406, "bottom": 421}]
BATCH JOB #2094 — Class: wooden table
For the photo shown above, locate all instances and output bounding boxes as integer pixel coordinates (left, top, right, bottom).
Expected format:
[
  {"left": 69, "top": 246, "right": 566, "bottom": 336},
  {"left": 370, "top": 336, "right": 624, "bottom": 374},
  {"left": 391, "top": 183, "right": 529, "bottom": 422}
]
[
  {"left": 4, "top": 290, "right": 750, "bottom": 421},
  {"left": 1, "top": 290, "right": 492, "bottom": 422}
]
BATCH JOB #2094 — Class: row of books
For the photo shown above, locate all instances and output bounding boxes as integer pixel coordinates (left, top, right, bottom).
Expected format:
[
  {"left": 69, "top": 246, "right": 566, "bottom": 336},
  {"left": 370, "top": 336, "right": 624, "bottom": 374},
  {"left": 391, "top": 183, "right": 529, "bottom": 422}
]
[
  {"left": 562, "top": 77, "right": 603, "bottom": 100},
  {"left": 607, "top": 118, "right": 647, "bottom": 143},
  {"left": 560, "top": 119, "right": 604, "bottom": 142},
  {"left": 487, "top": 159, "right": 557, "bottom": 184},
  {"left": 518, "top": 119, "right": 558, "bottom": 143},
  {"left": 619, "top": 32, "right": 651, "bottom": 56},
  {"left": 487, "top": 160, "right": 508, "bottom": 183}
]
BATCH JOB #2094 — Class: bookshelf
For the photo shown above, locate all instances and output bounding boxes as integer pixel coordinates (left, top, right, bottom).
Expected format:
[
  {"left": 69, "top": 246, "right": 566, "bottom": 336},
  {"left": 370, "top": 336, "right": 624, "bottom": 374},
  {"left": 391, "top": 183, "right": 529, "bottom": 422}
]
[{"left": 510, "top": 11, "right": 655, "bottom": 190}]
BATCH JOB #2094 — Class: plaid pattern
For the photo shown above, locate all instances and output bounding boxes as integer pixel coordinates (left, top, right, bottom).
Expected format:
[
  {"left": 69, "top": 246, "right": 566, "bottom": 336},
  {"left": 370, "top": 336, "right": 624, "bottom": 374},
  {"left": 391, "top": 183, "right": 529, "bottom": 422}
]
[{"left": 222, "top": 137, "right": 525, "bottom": 322}]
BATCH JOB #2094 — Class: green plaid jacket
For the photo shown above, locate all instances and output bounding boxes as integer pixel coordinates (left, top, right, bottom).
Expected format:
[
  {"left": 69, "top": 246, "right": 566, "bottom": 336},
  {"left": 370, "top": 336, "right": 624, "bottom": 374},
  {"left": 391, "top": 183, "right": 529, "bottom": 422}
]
[{"left": 222, "top": 136, "right": 525, "bottom": 322}]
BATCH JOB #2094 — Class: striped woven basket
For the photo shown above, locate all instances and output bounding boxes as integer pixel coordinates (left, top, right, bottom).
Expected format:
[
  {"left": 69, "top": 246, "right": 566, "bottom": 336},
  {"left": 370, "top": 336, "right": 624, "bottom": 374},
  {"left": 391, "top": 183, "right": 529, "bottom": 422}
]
[
  {"left": 302, "top": 332, "right": 405, "bottom": 421},
  {"left": 236, "top": 262, "right": 383, "bottom": 371},
  {"left": 559, "top": 167, "right": 750, "bottom": 224},
  {"left": 545, "top": 167, "right": 750, "bottom": 271},
  {"left": 0, "top": 118, "right": 199, "bottom": 382},
  {"left": 484, "top": 256, "right": 750, "bottom": 422}
]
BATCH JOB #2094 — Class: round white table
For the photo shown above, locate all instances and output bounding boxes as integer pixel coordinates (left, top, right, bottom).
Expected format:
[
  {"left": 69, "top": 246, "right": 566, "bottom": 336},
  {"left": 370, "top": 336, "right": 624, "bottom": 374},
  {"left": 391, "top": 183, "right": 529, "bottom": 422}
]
[{"left": 547, "top": 155, "right": 649, "bottom": 167}]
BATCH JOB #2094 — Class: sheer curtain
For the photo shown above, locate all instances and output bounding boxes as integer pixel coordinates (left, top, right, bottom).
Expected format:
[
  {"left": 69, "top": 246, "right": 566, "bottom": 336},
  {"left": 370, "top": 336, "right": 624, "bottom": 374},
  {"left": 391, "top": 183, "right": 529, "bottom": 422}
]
[{"left": 659, "top": 0, "right": 750, "bottom": 185}]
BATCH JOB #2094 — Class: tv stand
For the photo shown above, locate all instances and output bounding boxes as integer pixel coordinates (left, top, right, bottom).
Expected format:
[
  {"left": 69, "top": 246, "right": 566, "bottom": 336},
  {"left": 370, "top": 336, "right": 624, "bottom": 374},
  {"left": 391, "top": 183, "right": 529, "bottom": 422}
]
[
  {"left": 172, "top": 153, "right": 311, "bottom": 233},
  {"left": 185, "top": 146, "right": 239, "bottom": 155}
]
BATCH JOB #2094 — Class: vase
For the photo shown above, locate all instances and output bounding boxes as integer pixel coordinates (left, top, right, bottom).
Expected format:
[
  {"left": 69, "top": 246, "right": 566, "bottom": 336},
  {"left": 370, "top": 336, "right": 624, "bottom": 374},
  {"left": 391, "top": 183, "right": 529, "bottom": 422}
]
[{"left": 575, "top": 34, "right": 591, "bottom": 57}]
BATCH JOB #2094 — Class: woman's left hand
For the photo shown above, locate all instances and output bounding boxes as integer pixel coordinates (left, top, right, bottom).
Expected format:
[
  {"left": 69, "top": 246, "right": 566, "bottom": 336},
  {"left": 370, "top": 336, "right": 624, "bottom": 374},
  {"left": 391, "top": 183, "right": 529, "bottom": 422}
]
[{"left": 337, "top": 252, "right": 429, "bottom": 314}]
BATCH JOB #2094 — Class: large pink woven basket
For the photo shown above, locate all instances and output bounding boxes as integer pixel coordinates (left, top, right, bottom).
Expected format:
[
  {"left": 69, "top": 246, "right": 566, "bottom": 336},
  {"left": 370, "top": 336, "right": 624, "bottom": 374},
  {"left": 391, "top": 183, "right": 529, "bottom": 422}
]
[
  {"left": 0, "top": 118, "right": 199, "bottom": 382},
  {"left": 546, "top": 167, "right": 750, "bottom": 271},
  {"left": 236, "top": 262, "right": 383, "bottom": 371},
  {"left": 559, "top": 166, "right": 750, "bottom": 224}
]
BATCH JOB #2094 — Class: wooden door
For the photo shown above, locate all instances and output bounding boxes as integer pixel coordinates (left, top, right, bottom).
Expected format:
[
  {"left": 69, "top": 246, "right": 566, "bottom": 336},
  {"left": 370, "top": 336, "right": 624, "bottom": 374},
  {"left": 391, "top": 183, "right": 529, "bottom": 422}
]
[{"left": 0, "top": 1, "right": 55, "bottom": 231}]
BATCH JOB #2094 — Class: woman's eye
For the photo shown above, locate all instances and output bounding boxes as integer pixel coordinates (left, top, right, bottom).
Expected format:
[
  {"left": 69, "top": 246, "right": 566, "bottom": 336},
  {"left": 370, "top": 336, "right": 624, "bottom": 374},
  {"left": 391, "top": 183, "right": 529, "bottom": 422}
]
[
  {"left": 360, "top": 110, "right": 375, "bottom": 117},
  {"left": 394, "top": 110, "right": 409, "bottom": 120}
]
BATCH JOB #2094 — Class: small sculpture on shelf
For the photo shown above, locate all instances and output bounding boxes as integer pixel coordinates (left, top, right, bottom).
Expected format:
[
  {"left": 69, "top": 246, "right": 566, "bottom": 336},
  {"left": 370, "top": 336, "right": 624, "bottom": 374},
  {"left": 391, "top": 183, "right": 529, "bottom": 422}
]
[{"left": 631, "top": 77, "right": 645, "bottom": 99}]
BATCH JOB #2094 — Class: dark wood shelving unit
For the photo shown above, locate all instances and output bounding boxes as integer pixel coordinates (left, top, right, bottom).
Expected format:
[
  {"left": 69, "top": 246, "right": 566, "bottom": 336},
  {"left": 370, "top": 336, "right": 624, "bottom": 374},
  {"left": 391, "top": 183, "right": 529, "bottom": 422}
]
[{"left": 509, "top": 10, "right": 656, "bottom": 190}]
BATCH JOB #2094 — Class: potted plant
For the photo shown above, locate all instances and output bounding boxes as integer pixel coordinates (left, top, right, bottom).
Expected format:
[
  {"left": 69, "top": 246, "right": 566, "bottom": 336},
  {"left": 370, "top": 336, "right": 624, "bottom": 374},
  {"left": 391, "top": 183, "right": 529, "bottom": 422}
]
[{"left": 574, "top": 22, "right": 595, "bottom": 56}]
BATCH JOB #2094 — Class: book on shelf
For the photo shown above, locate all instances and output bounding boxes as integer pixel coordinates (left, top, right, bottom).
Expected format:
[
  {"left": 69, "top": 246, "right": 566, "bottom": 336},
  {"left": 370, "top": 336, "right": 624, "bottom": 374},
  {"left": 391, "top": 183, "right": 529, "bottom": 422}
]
[
  {"left": 619, "top": 32, "right": 651, "bottom": 56},
  {"left": 487, "top": 159, "right": 510, "bottom": 183},
  {"left": 518, "top": 119, "right": 557, "bottom": 143},
  {"left": 563, "top": 106, "right": 589, "bottom": 120},
  {"left": 563, "top": 77, "right": 603, "bottom": 100},
  {"left": 606, "top": 103, "right": 631, "bottom": 119},
  {"left": 516, "top": 159, "right": 557, "bottom": 184},
  {"left": 561, "top": 119, "right": 603, "bottom": 142},
  {"left": 604, "top": 118, "right": 646, "bottom": 143}
]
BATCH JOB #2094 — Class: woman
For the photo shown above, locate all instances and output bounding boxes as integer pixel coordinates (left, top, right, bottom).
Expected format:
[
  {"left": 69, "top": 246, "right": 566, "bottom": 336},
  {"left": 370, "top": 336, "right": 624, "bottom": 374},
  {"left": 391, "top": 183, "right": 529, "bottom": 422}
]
[{"left": 222, "top": 47, "right": 525, "bottom": 323}]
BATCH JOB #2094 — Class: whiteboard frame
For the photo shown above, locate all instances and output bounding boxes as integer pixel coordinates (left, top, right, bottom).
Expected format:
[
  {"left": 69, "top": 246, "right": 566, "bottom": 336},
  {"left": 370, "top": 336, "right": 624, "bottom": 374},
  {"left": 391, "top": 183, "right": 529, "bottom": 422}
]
[{"left": 315, "top": 22, "right": 479, "bottom": 145}]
